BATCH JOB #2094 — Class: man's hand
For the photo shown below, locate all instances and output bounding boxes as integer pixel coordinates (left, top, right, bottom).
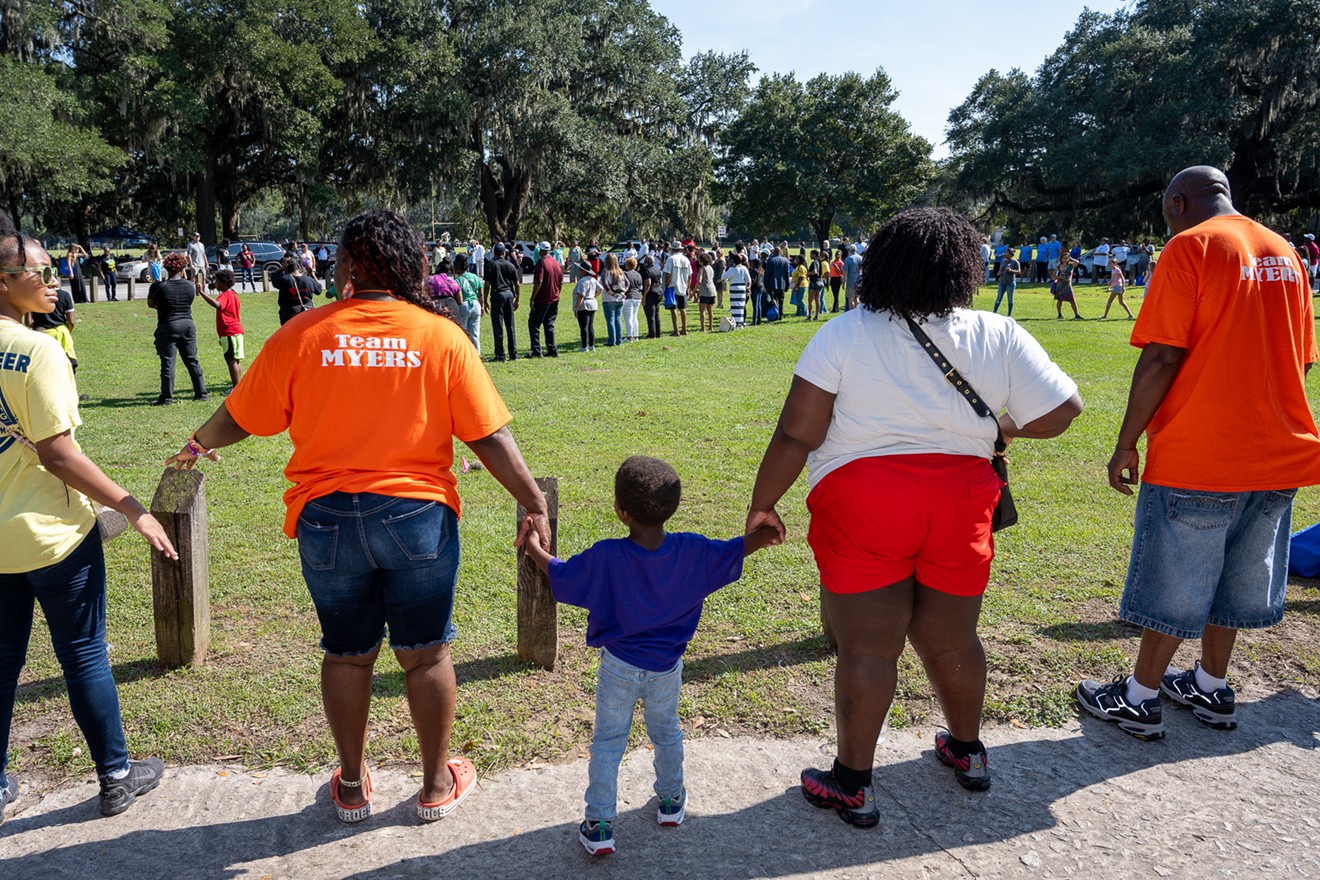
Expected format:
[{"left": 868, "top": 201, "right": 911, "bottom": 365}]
[{"left": 1108, "top": 446, "right": 1140, "bottom": 495}]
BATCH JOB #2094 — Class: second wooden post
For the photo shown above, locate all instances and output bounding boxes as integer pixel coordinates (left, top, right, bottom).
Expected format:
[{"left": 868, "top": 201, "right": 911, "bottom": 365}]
[
  {"left": 516, "top": 477, "right": 559, "bottom": 670},
  {"left": 150, "top": 468, "right": 211, "bottom": 667}
]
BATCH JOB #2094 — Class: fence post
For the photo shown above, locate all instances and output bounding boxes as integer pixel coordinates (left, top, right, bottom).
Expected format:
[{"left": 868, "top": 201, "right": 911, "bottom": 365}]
[
  {"left": 126, "top": 277, "right": 135, "bottom": 300},
  {"left": 516, "top": 477, "right": 559, "bottom": 670},
  {"left": 87, "top": 276, "right": 98, "bottom": 303},
  {"left": 261, "top": 269, "right": 271, "bottom": 293},
  {"left": 149, "top": 468, "right": 211, "bottom": 667}
]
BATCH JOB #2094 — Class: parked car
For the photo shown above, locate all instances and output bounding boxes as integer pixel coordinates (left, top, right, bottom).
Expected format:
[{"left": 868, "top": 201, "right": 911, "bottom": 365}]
[
  {"left": 206, "top": 241, "right": 287, "bottom": 276},
  {"left": 116, "top": 254, "right": 164, "bottom": 283}
]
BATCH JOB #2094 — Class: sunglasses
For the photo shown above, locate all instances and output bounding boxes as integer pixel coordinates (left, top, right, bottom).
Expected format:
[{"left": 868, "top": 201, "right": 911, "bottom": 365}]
[{"left": 0, "top": 265, "right": 57, "bottom": 285}]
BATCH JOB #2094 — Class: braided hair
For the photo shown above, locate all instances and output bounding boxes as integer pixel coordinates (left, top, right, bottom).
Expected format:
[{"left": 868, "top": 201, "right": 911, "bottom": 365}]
[
  {"left": 339, "top": 209, "right": 445, "bottom": 317},
  {"left": 857, "top": 207, "right": 983, "bottom": 321}
]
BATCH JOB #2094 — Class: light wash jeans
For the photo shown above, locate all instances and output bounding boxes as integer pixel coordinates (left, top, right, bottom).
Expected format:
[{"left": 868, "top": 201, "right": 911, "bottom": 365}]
[
  {"left": 585, "top": 649, "right": 684, "bottom": 822},
  {"left": 993, "top": 279, "right": 1015, "bottom": 315},
  {"left": 622, "top": 299, "right": 640, "bottom": 340},
  {"left": 460, "top": 301, "right": 481, "bottom": 354}
]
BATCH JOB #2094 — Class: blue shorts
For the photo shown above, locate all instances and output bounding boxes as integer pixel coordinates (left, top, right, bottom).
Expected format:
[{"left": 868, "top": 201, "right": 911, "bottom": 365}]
[
  {"left": 296, "top": 492, "right": 460, "bottom": 655},
  {"left": 1119, "top": 483, "right": 1296, "bottom": 639}
]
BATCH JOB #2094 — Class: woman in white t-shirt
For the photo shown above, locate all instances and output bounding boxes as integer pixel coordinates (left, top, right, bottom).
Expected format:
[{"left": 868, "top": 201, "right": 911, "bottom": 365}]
[
  {"left": 573, "top": 261, "right": 601, "bottom": 352},
  {"left": 746, "top": 208, "right": 1082, "bottom": 823}
]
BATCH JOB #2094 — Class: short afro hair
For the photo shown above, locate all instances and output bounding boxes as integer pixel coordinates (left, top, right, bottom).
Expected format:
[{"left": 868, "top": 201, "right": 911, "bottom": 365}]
[
  {"left": 212, "top": 268, "right": 235, "bottom": 290},
  {"left": 857, "top": 207, "right": 983, "bottom": 321},
  {"left": 163, "top": 251, "right": 190, "bottom": 274},
  {"left": 615, "top": 456, "right": 681, "bottom": 527}
]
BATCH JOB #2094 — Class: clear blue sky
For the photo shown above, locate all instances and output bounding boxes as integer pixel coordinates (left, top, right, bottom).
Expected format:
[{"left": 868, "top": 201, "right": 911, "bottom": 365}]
[{"left": 650, "top": 0, "right": 1131, "bottom": 158}]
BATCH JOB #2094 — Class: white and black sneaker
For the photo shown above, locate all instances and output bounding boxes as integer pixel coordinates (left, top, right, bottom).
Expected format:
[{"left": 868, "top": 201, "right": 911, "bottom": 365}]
[
  {"left": 1076, "top": 675, "right": 1165, "bottom": 741},
  {"left": 99, "top": 757, "right": 165, "bottom": 817},
  {"left": 1160, "top": 663, "right": 1237, "bottom": 730},
  {"left": 0, "top": 775, "right": 17, "bottom": 827}
]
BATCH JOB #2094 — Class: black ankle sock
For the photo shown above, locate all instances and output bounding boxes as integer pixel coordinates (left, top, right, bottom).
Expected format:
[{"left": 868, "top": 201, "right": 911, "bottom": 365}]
[
  {"left": 944, "top": 735, "right": 985, "bottom": 760},
  {"left": 832, "top": 758, "right": 873, "bottom": 793}
]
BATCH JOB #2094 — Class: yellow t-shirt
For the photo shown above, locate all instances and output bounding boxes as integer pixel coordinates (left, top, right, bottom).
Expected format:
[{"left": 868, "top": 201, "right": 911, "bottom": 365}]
[{"left": 0, "top": 321, "right": 96, "bottom": 573}]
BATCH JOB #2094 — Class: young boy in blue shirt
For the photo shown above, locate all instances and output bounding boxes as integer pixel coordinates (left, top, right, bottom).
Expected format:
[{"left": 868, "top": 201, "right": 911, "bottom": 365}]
[{"left": 522, "top": 455, "right": 779, "bottom": 856}]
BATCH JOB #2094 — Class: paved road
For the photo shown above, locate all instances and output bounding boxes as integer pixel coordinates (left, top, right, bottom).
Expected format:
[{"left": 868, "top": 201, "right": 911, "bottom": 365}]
[{"left": 4, "top": 688, "right": 1318, "bottom": 879}]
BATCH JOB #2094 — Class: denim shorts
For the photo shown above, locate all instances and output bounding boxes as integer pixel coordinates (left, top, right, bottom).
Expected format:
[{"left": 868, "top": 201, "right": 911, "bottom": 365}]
[
  {"left": 1119, "top": 483, "right": 1296, "bottom": 639},
  {"left": 297, "top": 492, "right": 460, "bottom": 655}
]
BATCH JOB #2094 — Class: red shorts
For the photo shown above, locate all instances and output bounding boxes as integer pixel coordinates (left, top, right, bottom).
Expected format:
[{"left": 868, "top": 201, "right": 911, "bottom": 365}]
[{"left": 806, "top": 454, "right": 1000, "bottom": 597}]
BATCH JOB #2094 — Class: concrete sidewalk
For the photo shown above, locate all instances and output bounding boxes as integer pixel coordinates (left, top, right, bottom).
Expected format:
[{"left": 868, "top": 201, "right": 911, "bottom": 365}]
[{"left": 3, "top": 689, "right": 1318, "bottom": 879}]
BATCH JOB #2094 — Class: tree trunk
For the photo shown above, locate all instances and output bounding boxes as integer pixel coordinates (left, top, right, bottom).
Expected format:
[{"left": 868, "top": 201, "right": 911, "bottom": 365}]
[
  {"left": 479, "top": 154, "right": 533, "bottom": 243},
  {"left": 74, "top": 208, "right": 90, "bottom": 253},
  {"left": 219, "top": 188, "right": 239, "bottom": 241},
  {"left": 195, "top": 165, "right": 219, "bottom": 245},
  {"left": 812, "top": 215, "right": 833, "bottom": 252}
]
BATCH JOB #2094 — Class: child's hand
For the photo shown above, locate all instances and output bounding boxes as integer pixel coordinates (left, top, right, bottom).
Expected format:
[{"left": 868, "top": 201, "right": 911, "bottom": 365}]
[
  {"left": 517, "top": 515, "right": 552, "bottom": 573},
  {"left": 743, "top": 523, "right": 783, "bottom": 556}
]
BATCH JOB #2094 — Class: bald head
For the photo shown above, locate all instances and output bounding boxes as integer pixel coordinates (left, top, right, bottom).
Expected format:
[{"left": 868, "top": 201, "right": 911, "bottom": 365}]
[{"left": 1163, "top": 165, "right": 1237, "bottom": 233}]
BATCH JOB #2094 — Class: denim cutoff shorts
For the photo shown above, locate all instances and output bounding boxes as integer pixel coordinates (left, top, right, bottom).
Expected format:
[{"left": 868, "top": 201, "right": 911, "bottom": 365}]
[
  {"left": 297, "top": 492, "right": 460, "bottom": 655},
  {"left": 1119, "top": 483, "right": 1296, "bottom": 639}
]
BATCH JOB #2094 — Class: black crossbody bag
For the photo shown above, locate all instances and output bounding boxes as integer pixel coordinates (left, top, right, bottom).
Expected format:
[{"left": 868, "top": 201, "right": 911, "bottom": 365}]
[{"left": 904, "top": 317, "right": 1018, "bottom": 531}]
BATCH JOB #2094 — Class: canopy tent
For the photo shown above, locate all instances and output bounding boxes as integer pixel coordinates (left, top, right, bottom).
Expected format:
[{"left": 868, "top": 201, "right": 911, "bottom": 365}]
[{"left": 87, "top": 226, "right": 155, "bottom": 245}]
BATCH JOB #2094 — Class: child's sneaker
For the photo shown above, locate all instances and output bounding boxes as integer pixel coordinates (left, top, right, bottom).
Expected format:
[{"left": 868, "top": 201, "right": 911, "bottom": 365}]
[
  {"left": 99, "top": 757, "right": 165, "bottom": 816},
  {"left": 800, "top": 767, "right": 879, "bottom": 828},
  {"left": 657, "top": 789, "right": 685, "bottom": 826},
  {"left": 1160, "top": 663, "right": 1237, "bottom": 730},
  {"left": 933, "top": 731, "right": 990, "bottom": 791},
  {"left": 1076, "top": 675, "right": 1165, "bottom": 740},
  {"left": 579, "top": 819, "right": 615, "bottom": 856}
]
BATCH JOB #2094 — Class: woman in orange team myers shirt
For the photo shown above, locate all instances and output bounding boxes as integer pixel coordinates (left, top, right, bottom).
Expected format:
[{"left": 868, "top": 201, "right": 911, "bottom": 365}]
[{"left": 167, "top": 209, "right": 549, "bottom": 825}]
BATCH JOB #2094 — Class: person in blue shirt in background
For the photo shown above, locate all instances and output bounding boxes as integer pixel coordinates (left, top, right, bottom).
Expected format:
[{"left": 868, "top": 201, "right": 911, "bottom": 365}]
[
  {"left": 521, "top": 455, "right": 779, "bottom": 857},
  {"left": 1018, "top": 241, "right": 1033, "bottom": 280}
]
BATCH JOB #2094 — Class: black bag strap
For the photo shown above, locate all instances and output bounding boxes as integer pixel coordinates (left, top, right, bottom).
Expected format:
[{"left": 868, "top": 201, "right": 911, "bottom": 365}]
[{"left": 903, "top": 317, "right": 1007, "bottom": 454}]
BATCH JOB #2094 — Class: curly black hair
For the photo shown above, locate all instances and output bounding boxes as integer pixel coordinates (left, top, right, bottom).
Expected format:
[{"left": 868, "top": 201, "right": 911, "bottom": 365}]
[
  {"left": 615, "top": 455, "right": 681, "bottom": 527},
  {"left": 857, "top": 207, "right": 983, "bottom": 321},
  {"left": 212, "top": 268, "right": 235, "bottom": 290},
  {"left": 0, "top": 210, "right": 23, "bottom": 266},
  {"left": 339, "top": 209, "right": 444, "bottom": 317},
  {"left": 453, "top": 253, "right": 469, "bottom": 274}
]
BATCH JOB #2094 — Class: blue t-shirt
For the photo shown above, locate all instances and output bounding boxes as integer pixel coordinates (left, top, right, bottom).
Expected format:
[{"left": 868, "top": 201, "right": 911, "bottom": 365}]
[
  {"left": 1019, "top": 245, "right": 1033, "bottom": 262},
  {"left": 994, "top": 244, "right": 1008, "bottom": 259},
  {"left": 548, "top": 533, "right": 745, "bottom": 672},
  {"left": 843, "top": 253, "right": 863, "bottom": 287}
]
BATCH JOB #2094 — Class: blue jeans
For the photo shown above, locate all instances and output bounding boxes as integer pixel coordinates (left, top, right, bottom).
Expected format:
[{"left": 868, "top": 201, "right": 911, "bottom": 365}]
[
  {"left": 0, "top": 531, "right": 129, "bottom": 784},
  {"left": 585, "top": 649, "right": 684, "bottom": 822},
  {"left": 602, "top": 301, "right": 623, "bottom": 346},
  {"left": 459, "top": 301, "right": 482, "bottom": 354},
  {"left": 1120, "top": 483, "right": 1295, "bottom": 639},
  {"left": 790, "top": 289, "right": 807, "bottom": 316},
  {"left": 994, "top": 280, "right": 1015, "bottom": 315},
  {"left": 297, "top": 493, "right": 461, "bottom": 655}
]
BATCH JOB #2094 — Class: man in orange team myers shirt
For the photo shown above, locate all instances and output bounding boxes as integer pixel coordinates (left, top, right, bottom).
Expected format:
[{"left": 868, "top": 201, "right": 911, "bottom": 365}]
[{"left": 1077, "top": 166, "right": 1320, "bottom": 741}]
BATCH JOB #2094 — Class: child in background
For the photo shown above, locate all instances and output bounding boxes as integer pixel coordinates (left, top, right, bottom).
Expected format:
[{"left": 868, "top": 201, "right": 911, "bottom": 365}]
[
  {"left": 194, "top": 268, "right": 244, "bottom": 389},
  {"left": 1102, "top": 256, "right": 1134, "bottom": 319},
  {"left": 521, "top": 456, "right": 779, "bottom": 856}
]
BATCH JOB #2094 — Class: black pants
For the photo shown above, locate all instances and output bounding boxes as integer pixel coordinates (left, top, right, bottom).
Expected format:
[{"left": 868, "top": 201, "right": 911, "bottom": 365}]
[
  {"left": 103, "top": 273, "right": 118, "bottom": 301},
  {"left": 829, "top": 277, "right": 842, "bottom": 311},
  {"left": 770, "top": 288, "right": 786, "bottom": 319},
  {"left": 489, "top": 292, "right": 516, "bottom": 360},
  {"left": 155, "top": 322, "right": 205, "bottom": 400},
  {"left": 577, "top": 309, "right": 596, "bottom": 349},
  {"left": 644, "top": 301, "right": 662, "bottom": 338},
  {"left": 528, "top": 301, "right": 558, "bottom": 356}
]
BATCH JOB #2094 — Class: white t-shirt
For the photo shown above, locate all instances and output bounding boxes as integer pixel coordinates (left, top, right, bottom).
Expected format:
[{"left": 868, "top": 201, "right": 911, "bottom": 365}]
[
  {"left": 662, "top": 253, "right": 692, "bottom": 292},
  {"left": 1092, "top": 243, "right": 1110, "bottom": 265},
  {"left": 187, "top": 241, "right": 207, "bottom": 269},
  {"left": 722, "top": 265, "right": 750, "bottom": 292},
  {"left": 1111, "top": 245, "right": 1128, "bottom": 264},
  {"left": 794, "top": 308, "right": 1078, "bottom": 488}
]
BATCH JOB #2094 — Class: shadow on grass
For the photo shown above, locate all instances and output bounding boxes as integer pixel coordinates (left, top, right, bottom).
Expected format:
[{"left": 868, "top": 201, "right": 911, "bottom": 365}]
[
  {"left": 15, "top": 659, "right": 164, "bottom": 705},
  {"left": 5, "top": 690, "right": 1316, "bottom": 880},
  {"left": 371, "top": 652, "right": 527, "bottom": 697},
  {"left": 1036, "top": 619, "right": 1142, "bottom": 641},
  {"left": 683, "top": 635, "right": 834, "bottom": 683}
]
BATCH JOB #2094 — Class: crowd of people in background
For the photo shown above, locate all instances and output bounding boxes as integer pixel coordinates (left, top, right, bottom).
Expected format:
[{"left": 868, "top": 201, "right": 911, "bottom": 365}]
[{"left": 412, "top": 236, "right": 871, "bottom": 362}]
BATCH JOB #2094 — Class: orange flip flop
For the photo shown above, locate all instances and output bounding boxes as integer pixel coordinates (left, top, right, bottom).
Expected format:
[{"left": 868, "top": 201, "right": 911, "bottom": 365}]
[
  {"left": 416, "top": 757, "right": 476, "bottom": 822},
  {"left": 330, "top": 766, "right": 372, "bottom": 823}
]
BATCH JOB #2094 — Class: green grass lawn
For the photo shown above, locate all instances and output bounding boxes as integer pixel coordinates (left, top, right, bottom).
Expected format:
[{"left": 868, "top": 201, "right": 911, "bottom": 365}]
[{"left": 12, "top": 278, "right": 1320, "bottom": 789}]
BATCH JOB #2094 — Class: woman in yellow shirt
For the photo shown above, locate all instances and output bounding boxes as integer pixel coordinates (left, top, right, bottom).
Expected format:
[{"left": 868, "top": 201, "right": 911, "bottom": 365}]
[
  {"left": 790, "top": 255, "right": 809, "bottom": 317},
  {"left": 0, "top": 226, "right": 177, "bottom": 823}
]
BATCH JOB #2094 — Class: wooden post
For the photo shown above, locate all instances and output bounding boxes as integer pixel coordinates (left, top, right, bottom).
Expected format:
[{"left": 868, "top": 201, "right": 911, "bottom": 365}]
[
  {"left": 149, "top": 468, "right": 210, "bottom": 667},
  {"left": 261, "top": 269, "right": 271, "bottom": 292},
  {"left": 87, "top": 276, "right": 98, "bottom": 303},
  {"left": 820, "top": 584, "right": 838, "bottom": 651},
  {"left": 516, "top": 477, "right": 558, "bottom": 670},
  {"left": 126, "top": 277, "right": 135, "bottom": 300}
]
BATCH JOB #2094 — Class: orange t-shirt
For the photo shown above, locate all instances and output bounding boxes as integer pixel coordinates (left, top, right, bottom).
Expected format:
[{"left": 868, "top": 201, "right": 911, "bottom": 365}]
[
  {"left": 225, "top": 298, "right": 512, "bottom": 537},
  {"left": 1132, "top": 213, "right": 1320, "bottom": 491}
]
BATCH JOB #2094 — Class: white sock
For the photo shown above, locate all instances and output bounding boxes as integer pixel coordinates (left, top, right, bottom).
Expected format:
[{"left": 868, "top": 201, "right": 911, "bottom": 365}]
[
  {"left": 107, "top": 764, "right": 130, "bottom": 780},
  {"left": 1125, "top": 675, "right": 1159, "bottom": 704},
  {"left": 1194, "top": 662, "right": 1227, "bottom": 693}
]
